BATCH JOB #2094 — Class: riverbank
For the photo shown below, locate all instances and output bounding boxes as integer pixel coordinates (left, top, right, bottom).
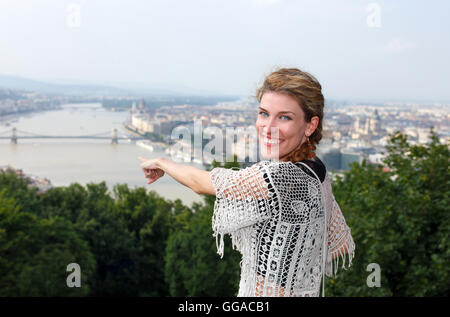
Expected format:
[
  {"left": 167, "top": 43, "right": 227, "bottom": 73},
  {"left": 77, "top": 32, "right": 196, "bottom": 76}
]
[
  {"left": 0, "top": 107, "right": 62, "bottom": 128},
  {"left": 1, "top": 165, "right": 53, "bottom": 193},
  {"left": 0, "top": 104, "right": 204, "bottom": 206}
]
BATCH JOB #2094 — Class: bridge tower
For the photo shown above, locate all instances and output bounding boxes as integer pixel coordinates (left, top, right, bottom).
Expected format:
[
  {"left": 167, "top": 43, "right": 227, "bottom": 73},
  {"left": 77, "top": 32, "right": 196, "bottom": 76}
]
[
  {"left": 11, "top": 127, "right": 17, "bottom": 144},
  {"left": 111, "top": 128, "right": 118, "bottom": 144}
]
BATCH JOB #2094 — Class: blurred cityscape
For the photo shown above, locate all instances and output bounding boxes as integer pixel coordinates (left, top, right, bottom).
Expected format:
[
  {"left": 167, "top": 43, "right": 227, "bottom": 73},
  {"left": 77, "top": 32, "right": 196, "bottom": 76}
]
[
  {"left": 128, "top": 97, "right": 450, "bottom": 171},
  {"left": 1, "top": 84, "right": 449, "bottom": 190}
]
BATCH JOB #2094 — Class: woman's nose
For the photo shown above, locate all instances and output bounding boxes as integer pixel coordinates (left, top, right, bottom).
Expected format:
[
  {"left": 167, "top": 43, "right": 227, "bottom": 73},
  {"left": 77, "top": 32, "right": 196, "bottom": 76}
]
[
  {"left": 261, "top": 115, "right": 273, "bottom": 128},
  {"left": 263, "top": 120, "right": 280, "bottom": 137}
]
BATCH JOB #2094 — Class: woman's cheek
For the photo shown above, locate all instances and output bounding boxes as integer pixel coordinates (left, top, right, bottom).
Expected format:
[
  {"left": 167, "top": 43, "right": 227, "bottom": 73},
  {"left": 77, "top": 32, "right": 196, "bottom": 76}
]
[{"left": 255, "top": 117, "right": 264, "bottom": 128}]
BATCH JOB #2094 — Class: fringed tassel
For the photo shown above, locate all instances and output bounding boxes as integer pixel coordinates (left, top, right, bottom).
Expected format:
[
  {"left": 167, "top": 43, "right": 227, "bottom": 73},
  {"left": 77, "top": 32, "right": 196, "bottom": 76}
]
[
  {"left": 212, "top": 206, "right": 226, "bottom": 258},
  {"left": 325, "top": 236, "right": 356, "bottom": 278},
  {"left": 215, "top": 232, "right": 225, "bottom": 259}
]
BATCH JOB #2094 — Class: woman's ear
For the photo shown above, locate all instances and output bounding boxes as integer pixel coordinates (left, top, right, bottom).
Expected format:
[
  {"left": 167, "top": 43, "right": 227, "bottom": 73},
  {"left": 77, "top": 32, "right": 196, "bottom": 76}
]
[{"left": 307, "top": 116, "right": 319, "bottom": 135}]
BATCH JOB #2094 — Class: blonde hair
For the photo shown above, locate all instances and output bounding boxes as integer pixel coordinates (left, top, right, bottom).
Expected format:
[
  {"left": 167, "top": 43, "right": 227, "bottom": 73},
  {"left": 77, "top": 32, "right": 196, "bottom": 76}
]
[{"left": 256, "top": 67, "right": 324, "bottom": 162}]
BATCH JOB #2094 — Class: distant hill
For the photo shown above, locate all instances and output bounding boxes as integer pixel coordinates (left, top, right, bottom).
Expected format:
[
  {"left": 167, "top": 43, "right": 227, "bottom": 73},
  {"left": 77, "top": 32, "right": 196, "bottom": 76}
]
[
  {"left": 0, "top": 74, "right": 132, "bottom": 96},
  {"left": 0, "top": 74, "right": 242, "bottom": 110},
  {"left": 0, "top": 74, "right": 241, "bottom": 100}
]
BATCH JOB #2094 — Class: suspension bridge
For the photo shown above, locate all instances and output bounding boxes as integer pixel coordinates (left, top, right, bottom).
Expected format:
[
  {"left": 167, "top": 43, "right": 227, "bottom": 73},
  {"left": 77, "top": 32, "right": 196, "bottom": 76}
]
[{"left": 0, "top": 127, "right": 148, "bottom": 144}]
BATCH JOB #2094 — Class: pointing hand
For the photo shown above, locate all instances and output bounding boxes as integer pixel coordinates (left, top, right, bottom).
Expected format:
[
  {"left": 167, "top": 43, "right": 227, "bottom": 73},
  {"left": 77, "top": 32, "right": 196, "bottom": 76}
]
[{"left": 138, "top": 157, "right": 165, "bottom": 185}]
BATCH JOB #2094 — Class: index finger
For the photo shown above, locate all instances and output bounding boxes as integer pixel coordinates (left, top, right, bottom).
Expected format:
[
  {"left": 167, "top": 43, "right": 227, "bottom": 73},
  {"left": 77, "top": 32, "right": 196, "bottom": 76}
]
[{"left": 138, "top": 156, "right": 148, "bottom": 162}]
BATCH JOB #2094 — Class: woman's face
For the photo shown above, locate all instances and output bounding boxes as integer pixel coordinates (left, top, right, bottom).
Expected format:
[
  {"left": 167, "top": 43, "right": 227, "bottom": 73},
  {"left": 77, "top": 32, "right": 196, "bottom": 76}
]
[{"left": 256, "top": 91, "right": 314, "bottom": 160}]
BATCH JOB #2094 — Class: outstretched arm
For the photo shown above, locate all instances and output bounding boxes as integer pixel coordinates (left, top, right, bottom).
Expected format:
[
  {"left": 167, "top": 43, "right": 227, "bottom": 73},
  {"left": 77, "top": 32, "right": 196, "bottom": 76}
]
[{"left": 139, "top": 157, "right": 215, "bottom": 196}]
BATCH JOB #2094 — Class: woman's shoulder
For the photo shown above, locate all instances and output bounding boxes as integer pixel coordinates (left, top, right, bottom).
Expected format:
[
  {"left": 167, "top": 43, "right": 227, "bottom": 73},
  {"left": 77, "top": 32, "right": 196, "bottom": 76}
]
[
  {"left": 293, "top": 156, "right": 327, "bottom": 183},
  {"left": 251, "top": 157, "right": 327, "bottom": 183}
]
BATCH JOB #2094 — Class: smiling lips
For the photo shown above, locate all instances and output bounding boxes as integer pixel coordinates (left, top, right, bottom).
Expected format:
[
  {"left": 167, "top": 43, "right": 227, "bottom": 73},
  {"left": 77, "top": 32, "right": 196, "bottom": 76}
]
[{"left": 261, "top": 135, "right": 283, "bottom": 147}]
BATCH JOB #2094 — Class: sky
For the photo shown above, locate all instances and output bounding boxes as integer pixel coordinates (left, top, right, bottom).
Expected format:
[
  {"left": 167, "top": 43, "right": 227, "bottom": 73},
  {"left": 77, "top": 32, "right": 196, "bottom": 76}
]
[{"left": 0, "top": 0, "right": 449, "bottom": 102}]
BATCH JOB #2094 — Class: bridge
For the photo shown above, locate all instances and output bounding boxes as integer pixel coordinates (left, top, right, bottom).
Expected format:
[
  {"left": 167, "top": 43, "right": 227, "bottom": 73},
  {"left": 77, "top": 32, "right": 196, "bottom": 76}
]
[{"left": 0, "top": 127, "right": 148, "bottom": 144}]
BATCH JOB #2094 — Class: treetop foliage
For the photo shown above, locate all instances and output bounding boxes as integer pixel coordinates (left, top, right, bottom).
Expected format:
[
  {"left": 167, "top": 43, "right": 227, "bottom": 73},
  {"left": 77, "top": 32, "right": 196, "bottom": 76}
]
[{"left": 0, "top": 130, "right": 448, "bottom": 296}]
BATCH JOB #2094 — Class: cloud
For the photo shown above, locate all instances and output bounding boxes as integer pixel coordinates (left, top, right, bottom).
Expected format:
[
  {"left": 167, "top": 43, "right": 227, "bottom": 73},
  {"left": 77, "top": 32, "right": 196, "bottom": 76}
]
[{"left": 384, "top": 38, "right": 416, "bottom": 53}]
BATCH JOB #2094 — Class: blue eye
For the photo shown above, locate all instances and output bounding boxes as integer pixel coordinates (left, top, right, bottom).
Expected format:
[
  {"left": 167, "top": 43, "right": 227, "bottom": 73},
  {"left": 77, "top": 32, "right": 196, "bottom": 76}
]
[
  {"left": 258, "top": 111, "right": 269, "bottom": 117},
  {"left": 281, "top": 115, "right": 292, "bottom": 121}
]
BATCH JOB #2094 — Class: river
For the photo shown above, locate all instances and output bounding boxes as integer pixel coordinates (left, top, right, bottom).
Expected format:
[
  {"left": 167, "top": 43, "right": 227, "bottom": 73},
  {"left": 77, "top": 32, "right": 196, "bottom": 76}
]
[{"left": 0, "top": 103, "right": 204, "bottom": 206}]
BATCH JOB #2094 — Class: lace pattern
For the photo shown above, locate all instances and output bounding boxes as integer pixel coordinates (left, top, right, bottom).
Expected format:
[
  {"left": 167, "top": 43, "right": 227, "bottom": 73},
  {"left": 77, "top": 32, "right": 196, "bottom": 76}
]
[{"left": 210, "top": 160, "right": 355, "bottom": 297}]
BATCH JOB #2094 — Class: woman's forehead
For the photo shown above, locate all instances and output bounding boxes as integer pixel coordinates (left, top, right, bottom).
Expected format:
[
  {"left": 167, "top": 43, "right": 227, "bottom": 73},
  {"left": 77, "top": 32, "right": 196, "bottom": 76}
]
[{"left": 259, "top": 92, "right": 304, "bottom": 115}]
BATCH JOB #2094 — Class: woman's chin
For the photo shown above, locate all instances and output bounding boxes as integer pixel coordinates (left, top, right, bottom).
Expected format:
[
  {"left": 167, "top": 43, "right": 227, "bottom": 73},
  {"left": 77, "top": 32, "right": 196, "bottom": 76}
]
[{"left": 260, "top": 146, "right": 283, "bottom": 161}]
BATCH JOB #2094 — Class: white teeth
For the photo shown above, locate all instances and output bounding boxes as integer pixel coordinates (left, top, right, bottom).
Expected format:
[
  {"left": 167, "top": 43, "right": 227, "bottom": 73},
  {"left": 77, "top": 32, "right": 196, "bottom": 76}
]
[{"left": 263, "top": 137, "right": 280, "bottom": 144}]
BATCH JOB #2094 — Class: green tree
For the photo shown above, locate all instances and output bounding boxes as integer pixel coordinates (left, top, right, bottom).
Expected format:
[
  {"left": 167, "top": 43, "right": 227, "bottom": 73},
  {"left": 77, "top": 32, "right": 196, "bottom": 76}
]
[
  {"left": 112, "top": 184, "right": 175, "bottom": 296},
  {"left": 38, "top": 182, "right": 139, "bottom": 296},
  {"left": 0, "top": 189, "right": 96, "bottom": 296},
  {"left": 164, "top": 157, "right": 244, "bottom": 296},
  {"left": 0, "top": 167, "right": 42, "bottom": 215},
  {"left": 326, "top": 130, "right": 449, "bottom": 296}
]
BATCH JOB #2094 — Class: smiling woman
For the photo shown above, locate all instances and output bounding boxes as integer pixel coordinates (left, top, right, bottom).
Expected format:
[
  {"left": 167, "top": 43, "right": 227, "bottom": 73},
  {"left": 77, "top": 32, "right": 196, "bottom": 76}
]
[
  {"left": 255, "top": 68, "right": 324, "bottom": 163},
  {"left": 139, "top": 67, "right": 355, "bottom": 297}
]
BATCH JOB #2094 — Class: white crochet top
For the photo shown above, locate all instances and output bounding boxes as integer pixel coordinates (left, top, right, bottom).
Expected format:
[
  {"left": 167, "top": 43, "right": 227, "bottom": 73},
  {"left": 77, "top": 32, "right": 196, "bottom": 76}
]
[{"left": 210, "top": 159, "right": 355, "bottom": 297}]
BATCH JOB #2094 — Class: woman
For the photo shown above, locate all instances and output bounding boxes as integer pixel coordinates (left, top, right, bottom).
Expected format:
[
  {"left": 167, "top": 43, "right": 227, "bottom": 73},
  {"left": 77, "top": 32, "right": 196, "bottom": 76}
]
[{"left": 139, "top": 67, "right": 355, "bottom": 297}]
